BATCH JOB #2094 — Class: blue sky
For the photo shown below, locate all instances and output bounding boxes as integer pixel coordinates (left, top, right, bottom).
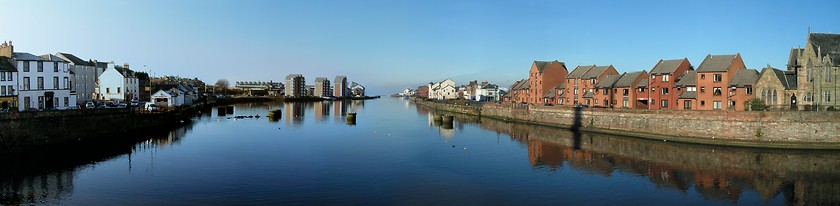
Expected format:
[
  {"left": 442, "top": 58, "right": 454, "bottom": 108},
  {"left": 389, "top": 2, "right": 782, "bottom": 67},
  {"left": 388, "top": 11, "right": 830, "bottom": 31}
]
[{"left": 2, "top": 0, "right": 839, "bottom": 94}]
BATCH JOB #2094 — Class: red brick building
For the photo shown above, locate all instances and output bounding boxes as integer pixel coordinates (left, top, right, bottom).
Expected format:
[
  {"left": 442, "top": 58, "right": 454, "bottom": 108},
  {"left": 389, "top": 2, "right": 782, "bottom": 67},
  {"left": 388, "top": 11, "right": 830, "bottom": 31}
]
[
  {"left": 649, "top": 58, "right": 693, "bottom": 110},
  {"left": 580, "top": 65, "right": 619, "bottom": 106},
  {"left": 509, "top": 79, "right": 530, "bottom": 104},
  {"left": 610, "top": 71, "right": 649, "bottom": 109},
  {"left": 592, "top": 74, "right": 621, "bottom": 108},
  {"left": 675, "top": 71, "right": 698, "bottom": 110},
  {"left": 695, "top": 54, "right": 747, "bottom": 110},
  {"left": 416, "top": 85, "right": 429, "bottom": 99},
  {"left": 529, "top": 61, "right": 568, "bottom": 104},
  {"left": 565, "top": 65, "right": 594, "bottom": 105},
  {"left": 728, "top": 69, "right": 759, "bottom": 111}
]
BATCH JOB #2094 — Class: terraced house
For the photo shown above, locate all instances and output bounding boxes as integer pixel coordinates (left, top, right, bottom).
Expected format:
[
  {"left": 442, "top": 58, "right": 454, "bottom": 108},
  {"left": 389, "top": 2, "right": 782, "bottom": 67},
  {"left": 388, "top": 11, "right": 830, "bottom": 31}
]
[
  {"left": 592, "top": 73, "right": 620, "bottom": 108},
  {"left": 579, "top": 65, "right": 619, "bottom": 106},
  {"left": 528, "top": 60, "right": 567, "bottom": 104},
  {"left": 610, "top": 71, "right": 649, "bottom": 109},
  {"left": 648, "top": 58, "right": 693, "bottom": 110},
  {"left": 694, "top": 54, "right": 747, "bottom": 110}
]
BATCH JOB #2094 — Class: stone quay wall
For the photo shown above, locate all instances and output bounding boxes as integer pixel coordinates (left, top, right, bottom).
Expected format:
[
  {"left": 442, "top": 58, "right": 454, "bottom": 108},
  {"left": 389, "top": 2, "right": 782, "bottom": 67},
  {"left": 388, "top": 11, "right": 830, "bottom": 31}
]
[
  {"left": 0, "top": 109, "right": 186, "bottom": 153},
  {"left": 414, "top": 99, "right": 840, "bottom": 149}
]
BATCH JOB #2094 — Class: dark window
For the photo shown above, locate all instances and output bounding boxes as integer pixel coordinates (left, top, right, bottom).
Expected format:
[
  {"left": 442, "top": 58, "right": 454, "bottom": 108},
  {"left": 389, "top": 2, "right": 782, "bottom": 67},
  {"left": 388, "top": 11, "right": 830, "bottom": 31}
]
[
  {"left": 38, "top": 77, "right": 44, "bottom": 90},
  {"left": 623, "top": 89, "right": 629, "bottom": 96},
  {"left": 23, "top": 77, "right": 30, "bottom": 90},
  {"left": 37, "top": 62, "right": 43, "bottom": 72},
  {"left": 53, "top": 77, "right": 58, "bottom": 89},
  {"left": 713, "top": 74, "right": 722, "bottom": 82},
  {"left": 23, "top": 61, "right": 30, "bottom": 72},
  {"left": 713, "top": 87, "right": 722, "bottom": 96},
  {"left": 700, "top": 74, "right": 705, "bottom": 80},
  {"left": 53, "top": 62, "right": 58, "bottom": 72}
]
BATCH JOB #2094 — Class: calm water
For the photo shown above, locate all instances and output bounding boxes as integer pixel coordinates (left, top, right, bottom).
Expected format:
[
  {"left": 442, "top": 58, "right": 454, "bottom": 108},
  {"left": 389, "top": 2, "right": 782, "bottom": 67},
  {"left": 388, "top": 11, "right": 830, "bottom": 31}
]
[{"left": 1, "top": 98, "right": 838, "bottom": 205}]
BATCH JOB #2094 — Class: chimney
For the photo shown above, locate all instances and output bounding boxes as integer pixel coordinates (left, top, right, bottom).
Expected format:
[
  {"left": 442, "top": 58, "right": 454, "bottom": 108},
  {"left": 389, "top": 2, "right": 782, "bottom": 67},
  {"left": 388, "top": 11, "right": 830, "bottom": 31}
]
[
  {"left": 0, "top": 40, "right": 13, "bottom": 58},
  {"left": 123, "top": 63, "right": 130, "bottom": 70}
]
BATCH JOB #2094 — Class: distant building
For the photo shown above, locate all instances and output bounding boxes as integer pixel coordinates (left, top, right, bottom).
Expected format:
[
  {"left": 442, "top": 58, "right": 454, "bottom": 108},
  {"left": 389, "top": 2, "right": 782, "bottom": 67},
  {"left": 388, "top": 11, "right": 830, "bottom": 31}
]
[
  {"left": 349, "top": 82, "right": 365, "bottom": 97},
  {"left": 285, "top": 74, "right": 305, "bottom": 97},
  {"left": 428, "top": 79, "right": 456, "bottom": 100},
  {"left": 235, "top": 81, "right": 284, "bottom": 96},
  {"left": 399, "top": 88, "right": 415, "bottom": 96},
  {"left": 475, "top": 83, "right": 500, "bottom": 102},
  {"left": 314, "top": 77, "right": 331, "bottom": 97},
  {"left": 13, "top": 52, "right": 75, "bottom": 110},
  {"left": 98, "top": 62, "right": 139, "bottom": 101},
  {"left": 416, "top": 85, "right": 429, "bottom": 98},
  {"left": 649, "top": 58, "right": 693, "bottom": 110},
  {"left": 334, "top": 76, "right": 348, "bottom": 97},
  {"left": 56, "top": 52, "right": 97, "bottom": 103}
]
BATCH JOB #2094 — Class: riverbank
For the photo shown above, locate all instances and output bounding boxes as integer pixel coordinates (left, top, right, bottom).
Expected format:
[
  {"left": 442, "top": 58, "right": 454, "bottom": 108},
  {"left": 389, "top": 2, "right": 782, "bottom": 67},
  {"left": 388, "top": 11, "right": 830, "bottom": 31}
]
[{"left": 413, "top": 98, "right": 840, "bottom": 150}]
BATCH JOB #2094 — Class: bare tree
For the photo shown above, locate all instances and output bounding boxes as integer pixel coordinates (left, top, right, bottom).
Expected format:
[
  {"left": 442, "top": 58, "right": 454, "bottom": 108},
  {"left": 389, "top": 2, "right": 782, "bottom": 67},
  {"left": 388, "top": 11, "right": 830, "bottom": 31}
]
[{"left": 215, "top": 79, "right": 230, "bottom": 95}]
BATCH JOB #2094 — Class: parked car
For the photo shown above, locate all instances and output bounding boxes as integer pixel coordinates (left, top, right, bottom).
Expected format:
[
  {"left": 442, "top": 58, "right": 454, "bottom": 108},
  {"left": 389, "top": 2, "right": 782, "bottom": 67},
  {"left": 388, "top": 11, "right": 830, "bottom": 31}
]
[
  {"left": 130, "top": 100, "right": 140, "bottom": 107},
  {"left": 85, "top": 102, "right": 96, "bottom": 109},
  {"left": 117, "top": 103, "right": 128, "bottom": 108},
  {"left": 64, "top": 105, "right": 80, "bottom": 110},
  {"left": 97, "top": 105, "right": 109, "bottom": 109},
  {"left": 144, "top": 102, "right": 158, "bottom": 112}
]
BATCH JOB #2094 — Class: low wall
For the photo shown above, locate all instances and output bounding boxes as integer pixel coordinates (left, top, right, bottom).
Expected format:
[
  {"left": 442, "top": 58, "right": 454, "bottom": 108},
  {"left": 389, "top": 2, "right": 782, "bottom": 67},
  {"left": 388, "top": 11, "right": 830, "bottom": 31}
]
[
  {"left": 414, "top": 99, "right": 840, "bottom": 149},
  {"left": 0, "top": 109, "right": 187, "bottom": 153}
]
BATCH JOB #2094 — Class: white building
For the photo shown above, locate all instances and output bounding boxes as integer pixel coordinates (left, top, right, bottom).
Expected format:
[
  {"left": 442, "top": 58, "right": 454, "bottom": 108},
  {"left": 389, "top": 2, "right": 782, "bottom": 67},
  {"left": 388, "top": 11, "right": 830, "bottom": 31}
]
[
  {"left": 428, "top": 79, "right": 457, "bottom": 100},
  {"left": 314, "top": 77, "right": 331, "bottom": 97},
  {"left": 475, "top": 84, "right": 500, "bottom": 102},
  {"left": 98, "top": 62, "right": 139, "bottom": 101},
  {"left": 13, "top": 52, "right": 75, "bottom": 111},
  {"left": 151, "top": 89, "right": 183, "bottom": 107},
  {"left": 399, "top": 88, "right": 415, "bottom": 96},
  {"left": 349, "top": 81, "right": 365, "bottom": 97},
  {"left": 285, "top": 74, "right": 305, "bottom": 97}
]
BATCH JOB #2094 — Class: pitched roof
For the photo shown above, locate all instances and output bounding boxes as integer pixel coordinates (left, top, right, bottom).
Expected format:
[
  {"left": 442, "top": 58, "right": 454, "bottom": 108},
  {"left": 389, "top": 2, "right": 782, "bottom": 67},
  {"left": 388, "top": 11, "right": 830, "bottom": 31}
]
[
  {"left": 56, "top": 52, "right": 94, "bottom": 66},
  {"left": 678, "top": 91, "right": 696, "bottom": 99},
  {"left": 582, "top": 91, "right": 594, "bottom": 98},
  {"left": 696, "top": 54, "right": 738, "bottom": 72},
  {"left": 613, "top": 71, "right": 645, "bottom": 88},
  {"left": 0, "top": 56, "right": 16, "bottom": 72},
  {"left": 809, "top": 33, "right": 840, "bottom": 66},
  {"left": 567, "top": 65, "right": 594, "bottom": 79},
  {"left": 582, "top": 65, "right": 613, "bottom": 79},
  {"left": 556, "top": 82, "right": 566, "bottom": 89},
  {"left": 674, "top": 71, "right": 697, "bottom": 87},
  {"left": 594, "top": 73, "right": 621, "bottom": 88},
  {"left": 650, "top": 59, "right": 688, "bottom": 75},
  {"left": 543, "top": 87, "right": 556, "bottom": 98},
  {"left": 13, "top": 52, "right": 48, "bottom": 61},
  {"left": 39, "top": 54, "right": 68, "bottom": 62},
  {"left": 533, "top": 60, "right": 566, "bottom": 73},
  {"left": 767, "top": 67, "right": 798, "bottom": 90},
  {"left": 729, "top": 69, "right": 759, "bottom": 87},
  {"left": 511, "top": 79, "right": 529, "bottom": 90},
  {"left": 636, "top": 79, "right": 648, "bottom": 88}
]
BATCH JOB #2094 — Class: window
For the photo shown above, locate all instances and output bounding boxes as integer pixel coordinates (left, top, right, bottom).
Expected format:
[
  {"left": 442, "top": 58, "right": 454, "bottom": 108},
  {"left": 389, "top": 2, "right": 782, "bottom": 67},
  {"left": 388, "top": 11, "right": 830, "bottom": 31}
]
[
  {"left": 700, "top": 87, "right": 705, "bottom": 93},
  {"left": 53, "top": 77, "right": 59, "bottom": 89},
  {"left": 662, "top": 88, "right": 669, "bottom": 95},
  {"left": 761, "top": 89, "right": 767, "bottom": 104},
  {"left": 107, "top": 88, "right": 110, "bottom": 94},
  {"left": 63, "top": 77, "right": 69, "bottom": 89},
  {"left": 651, "top": 75, "right": 656, "bottom": 81},
  {"left": 713, "top": 87, "right": 722, "bottom": 96},
  {"left": 37, "top": 77, "right": 44, "bottom": 90},
  {"left": 117, "top": 87, "right": 121, "bottom": 94},
  {"left": 623, "top": 100, "right": 628, "bottom": 108},
  {"left": 612, "top": 100, "right": 617, "bottom": 105},
  {"left": 23, "top": 61, "right": 29, "bottom": 72},
  {"left": 661, "top": 100, "right": 668, "bottom": 108},
  {"left": 746, "top": 87, "right": 752, "bottom": 95},
  {"left": 701, "top": 74, "right": 705, "bottom": 80},
  {"left": 623, "top": 89, "right": 629, "bottom": 96},
  {"left": 53, "top": 62, "right": 58, "bottom": 72},
  {"left": 604, "top": 88, "right": 609, "bottom": 94},
  {"left": 662, "top": 74, "right": 670, "bottom": 82},
  {"left": 807, "top": 68, "right": 813, "bottom": 82},
  {"left": 574, "top": 87, "right": 578, "bottom": 95},
  {"left": 1, "top": 72, "right": 4, "bottom": 81},
  {"left": 713, "top": 101, "right": 722, "bottom": 109},
  {"left": 603, "top": 100, "right": 608, "bottom": 106},
  {"left": 64, "top": 97, "right": 69, "bottom": 107},
  {"left": 729, "top": 101, "right": 736, "bottom": 107},
  {"left": 1, "top": 86, "right": 5, "bottom": 96},
  {"left": 590, "top": 79, "right": 596, "bottom": 84},
  {"left": 826, "top": 91, "right": 832, "bottom": 102},
  {"left": 684, "top": 100, "right": 692, "bottom": 110},
  {"left": 701, "top": 101, "right": 705, "bottom": 106},
  {"left": 687, "top": 87, "right": 696, "bottom": 92},
  {"left": 713, "top": 74, "right": 722, "bottom": 82},
  {"left": 24, "top": 96, "right": 30, "bottom": 109},
  {"left": 37, "top": 62, "right": 43, "bottom": 72},
  {"left": 38, "top": 96, "right": 44, "bottom": 109},
  {"left": 586, "top": 99, "right": 590, "bottom": 105},
  {"left": 23, "top": 77, "right": 29, "bottom": 90},
  {"left": 826, "top": 68, "right": 832, "bottom": 82},
  {"left": 638, "top": 88, "right": 645, "bottom": 92}
]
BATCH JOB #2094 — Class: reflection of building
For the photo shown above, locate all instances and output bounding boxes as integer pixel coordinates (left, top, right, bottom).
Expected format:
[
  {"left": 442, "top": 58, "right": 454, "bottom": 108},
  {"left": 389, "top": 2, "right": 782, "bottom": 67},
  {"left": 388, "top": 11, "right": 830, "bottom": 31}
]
[
  {"left": 314, "top": 101, "right": 330, "bottom": 121},
  {"left": 285, "top": 102, "right": 304, "bottom": 125},
  {"left": 0, "top": 169, "right": 74, "bottom": 205}
]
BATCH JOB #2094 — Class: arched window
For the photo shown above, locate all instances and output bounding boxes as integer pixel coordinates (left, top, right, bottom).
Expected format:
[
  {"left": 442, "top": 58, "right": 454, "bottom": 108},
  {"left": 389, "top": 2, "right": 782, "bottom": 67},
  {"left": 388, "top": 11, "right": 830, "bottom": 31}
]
[
  {"left": 806, "top": 92, "right": 812, "bottom": 102},
  {"left": 761, "top": 89, "right": 767, "bottom": 104},
  {"left": 772, "top": 89, "right": 778, "bottom": 105},
  {"left": 807, "top": 68, "right": 813, "bottom": 82}
]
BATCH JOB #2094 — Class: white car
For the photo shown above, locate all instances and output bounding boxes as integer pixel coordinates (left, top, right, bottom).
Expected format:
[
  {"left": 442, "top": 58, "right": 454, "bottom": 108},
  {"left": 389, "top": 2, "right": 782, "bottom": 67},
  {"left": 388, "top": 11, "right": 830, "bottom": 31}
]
[{"left": 144, "top": 102, "right": 159, "bottom": 112}]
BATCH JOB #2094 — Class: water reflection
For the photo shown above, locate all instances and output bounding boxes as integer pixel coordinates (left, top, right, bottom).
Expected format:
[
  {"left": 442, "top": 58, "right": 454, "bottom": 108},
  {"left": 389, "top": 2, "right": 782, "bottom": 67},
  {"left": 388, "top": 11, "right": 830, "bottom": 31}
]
[
  {"left": 0, "top": 122, "right": 194, "bottom": 205},
  {"left": 417, "top": 105, "right": 840, "bottom": 205}
]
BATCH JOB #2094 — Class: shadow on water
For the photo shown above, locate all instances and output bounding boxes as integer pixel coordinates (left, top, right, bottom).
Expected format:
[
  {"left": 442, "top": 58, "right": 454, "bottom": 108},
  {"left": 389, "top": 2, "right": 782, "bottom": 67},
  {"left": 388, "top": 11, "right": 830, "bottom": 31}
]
[
  {"left": 0, "top": 121, "right": 196, "bottom": 205},
  {"left": 411, "top": 101, "right": 840, "bottom": 205}
]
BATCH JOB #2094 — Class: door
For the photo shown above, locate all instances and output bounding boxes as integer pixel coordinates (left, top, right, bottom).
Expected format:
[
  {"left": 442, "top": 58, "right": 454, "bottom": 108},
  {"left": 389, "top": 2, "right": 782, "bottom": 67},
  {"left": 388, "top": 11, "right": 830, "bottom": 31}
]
[
  {"left": 45, "top": 92, "right": 54, "bottom": 108},
  {"left": 790, "top": 94, "right": 797, "bottom": 110}
]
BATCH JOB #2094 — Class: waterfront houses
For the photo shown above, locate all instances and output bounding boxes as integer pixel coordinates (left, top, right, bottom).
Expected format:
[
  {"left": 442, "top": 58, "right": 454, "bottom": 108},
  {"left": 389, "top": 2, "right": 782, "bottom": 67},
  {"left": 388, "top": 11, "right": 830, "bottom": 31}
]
[
  {"left": 234, "top": 81, "right": 284, "bottom": 96},
  {"left": 0, "top": 56, "right": 16, "bottom": 110},
  {"left": 695, "top": 54, "right": 747, "bottom": 110},
  {"left": 349, "top": 82, "right": 365, "bottom": 97},
  {"left": 648, "top": 58, "right": 693, "bottom": 110},
  {"left": 611, "top": 71, "right": 649, "bottom": 109},
  {"left": 428, "top": 79, "right": 456, "bottom": 100},
  {"left": 14, "top": 52, "right": 74, "bottom": 110},
  {"left": 755, "top": 65, "right": 798, "bottom": 109},
  {"left": 56, "top": 52, "right": 98, "bottom": 103},
  {"left": 98, "top": 63, "right": 139, "bottom": 101},
  {"left": 508, "top": 79, "right": 529, "bottom": 103},
  {"left": 675, "top": 71, "right": 699, "bottom": 110},
  {"left": 475, "top": 83, "right": 501, "bottom": 102},
  {"left": 592, "top": 73, "right": 621, "bottom": 108},
  {"left": 729, "top": 69, "right": 759, "bottom": 111},
  {"left": 416, "top": 85, "right": 428, "bottom": 98},
  {"left": 528, "top": 60, "right": 568, "bottom": 104},
  {"left": 285, "top": 74, "right": 305, "bottom": 97},
  {"left": 314, "top": 77, "right": 331, "bottom": 97}
]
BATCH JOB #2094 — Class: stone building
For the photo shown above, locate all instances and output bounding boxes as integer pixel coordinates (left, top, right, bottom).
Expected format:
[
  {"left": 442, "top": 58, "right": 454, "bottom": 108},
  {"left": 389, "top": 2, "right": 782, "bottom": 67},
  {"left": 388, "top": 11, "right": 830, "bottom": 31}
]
[{"left": 753, "top": 31, "right": 839, "bottom": 111}]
